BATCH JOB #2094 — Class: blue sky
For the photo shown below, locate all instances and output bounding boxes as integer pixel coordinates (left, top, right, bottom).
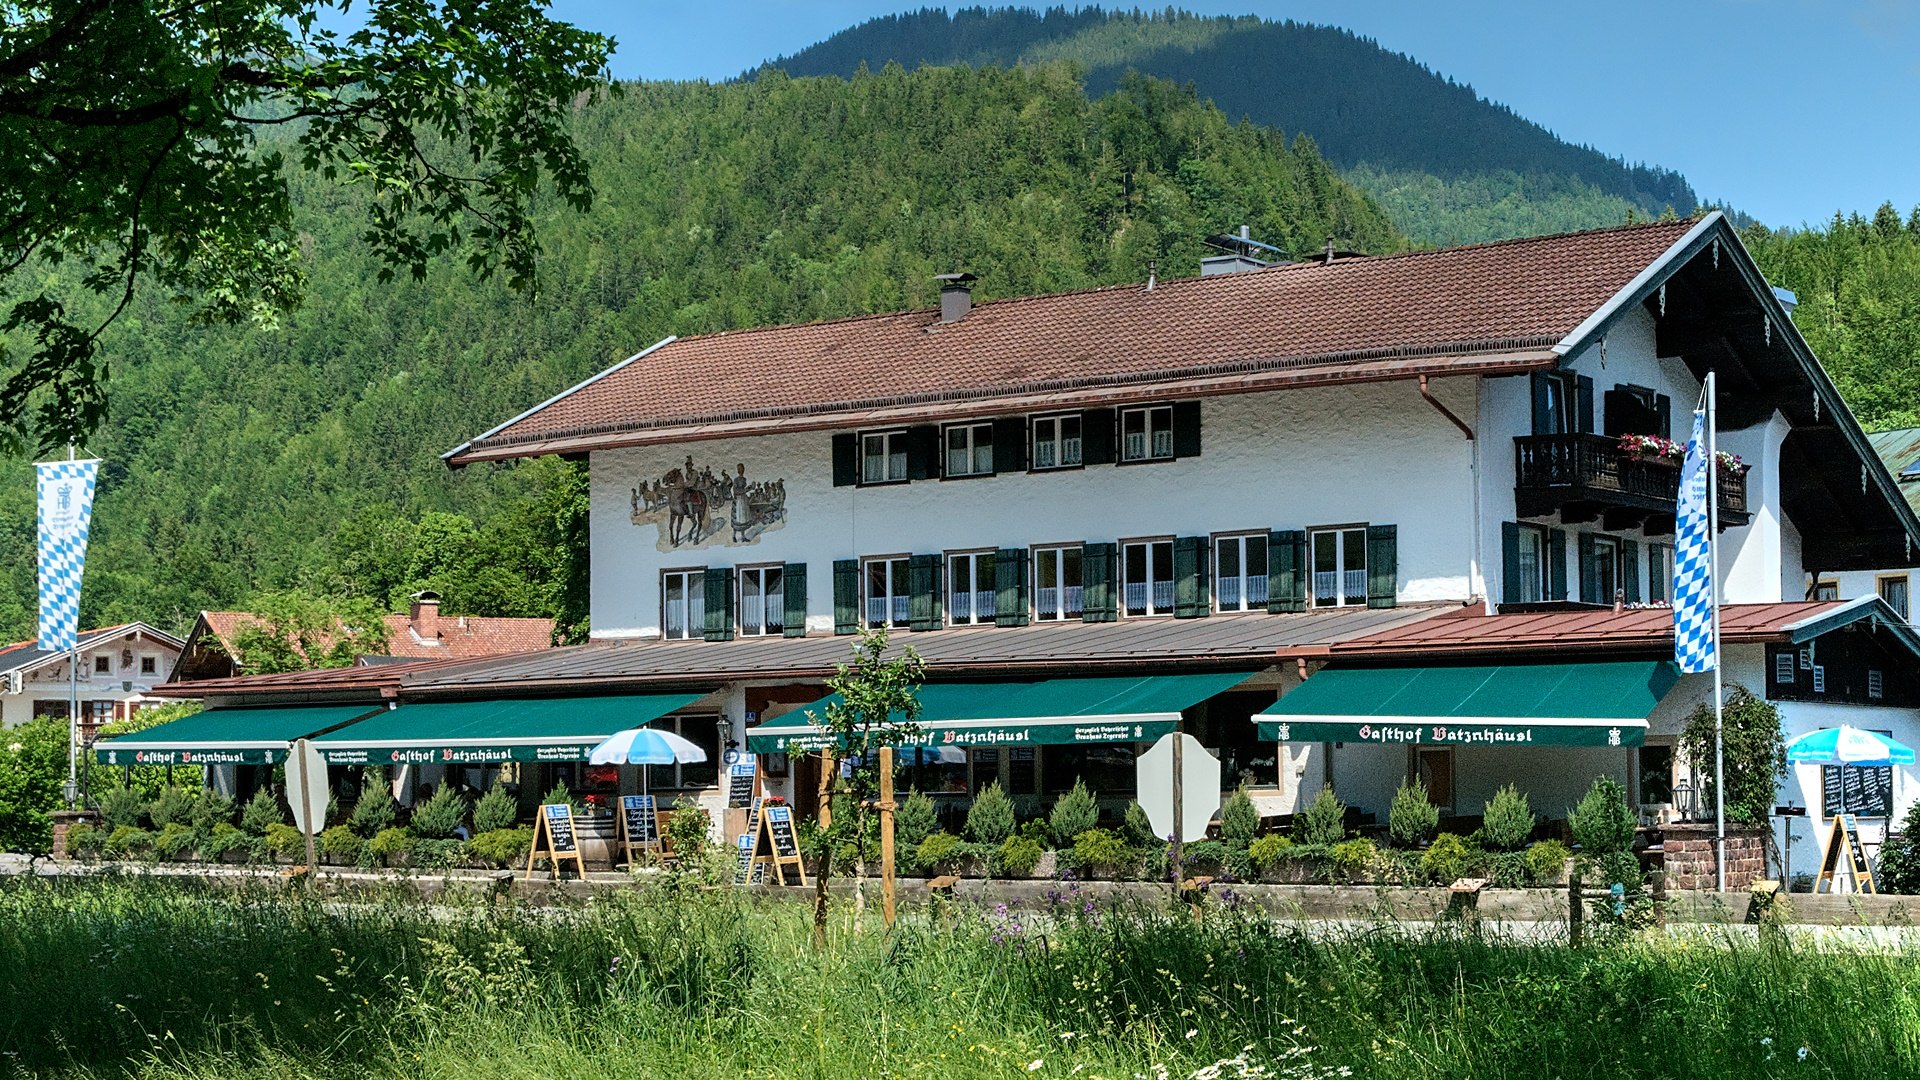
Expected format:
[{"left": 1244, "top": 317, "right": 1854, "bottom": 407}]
[{"left": 542, "top": 0, "right": 1920, "bottom": 228}]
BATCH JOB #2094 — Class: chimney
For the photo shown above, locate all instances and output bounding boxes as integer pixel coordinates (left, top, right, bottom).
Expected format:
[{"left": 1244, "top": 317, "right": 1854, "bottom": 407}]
[
  {"left": 410, "top": 590, "right": 442, "bottom": 643},
  {"left": 935, "top": 272, "right": 976, "bottom": 323},
  {"left": 1200, "top": 225, "right": 1280, "bottom": 276}
]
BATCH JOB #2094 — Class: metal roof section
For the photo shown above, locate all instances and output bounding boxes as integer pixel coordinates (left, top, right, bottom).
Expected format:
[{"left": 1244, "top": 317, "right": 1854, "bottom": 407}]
[{"left": 309, "top": 693, "right": 704, "bottom": 765}]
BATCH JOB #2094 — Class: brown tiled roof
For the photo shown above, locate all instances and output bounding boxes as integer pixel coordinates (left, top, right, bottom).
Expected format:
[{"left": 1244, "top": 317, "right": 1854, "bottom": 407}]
[
  {"left": 1280, "top": 601, "right": 1860, "bottom": 660},
  {"left": 194, "top": 610, "right": 554, "bottom": 668},
  {"left": 448, "top": 219, "right": 1702, "bottom": 464},
  {"left": 156, "top": 654, "right": 520, "bottom": 698}
]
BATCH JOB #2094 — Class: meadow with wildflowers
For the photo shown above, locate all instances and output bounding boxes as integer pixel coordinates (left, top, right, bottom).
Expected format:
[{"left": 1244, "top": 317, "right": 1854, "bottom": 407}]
[{"left": 1, "top": 876, "right": 1916, "bottom": 1078}]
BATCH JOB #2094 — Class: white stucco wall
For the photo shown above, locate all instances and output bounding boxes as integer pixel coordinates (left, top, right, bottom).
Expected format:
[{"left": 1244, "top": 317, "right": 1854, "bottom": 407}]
[
  {"left": 588, "top": 381, "right": 1483, "bottom": 639},
  {"left": 0, "top": 633, "right": 182, "bottom": 729}
]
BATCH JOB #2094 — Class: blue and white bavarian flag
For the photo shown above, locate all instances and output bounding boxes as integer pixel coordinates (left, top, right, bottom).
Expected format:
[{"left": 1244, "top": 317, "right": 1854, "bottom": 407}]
[
  {"left": 1672, "top": 408, "right": 1716, "bottom": 673},
  {"left": 36, "top": 459, "right": 99, "bottom": 651}
]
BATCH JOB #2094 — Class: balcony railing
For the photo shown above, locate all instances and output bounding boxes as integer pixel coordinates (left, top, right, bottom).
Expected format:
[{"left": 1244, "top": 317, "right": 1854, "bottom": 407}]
[{"left": 1514, "top": 433, "right": 1749, "bottom": 526}]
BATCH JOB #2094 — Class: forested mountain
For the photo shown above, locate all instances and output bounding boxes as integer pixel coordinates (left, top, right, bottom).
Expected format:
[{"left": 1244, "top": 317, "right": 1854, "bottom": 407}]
[
  {"left": 0, "top": 65, "right": 1400, "bottom": 643},
  {"left": 762, "top": 7, "right": 1700, "bottom": 245},
  {"left": 1745, "top": 204, "right": 1920, "bottom": 432}
]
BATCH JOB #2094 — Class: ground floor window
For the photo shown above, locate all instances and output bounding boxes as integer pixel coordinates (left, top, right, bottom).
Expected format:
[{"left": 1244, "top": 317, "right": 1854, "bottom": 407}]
[
  {"left": 645, "top": 715, "right": 722, "bottom": 791},
  {"left": 1042, "top": 745, "right": 1140, "bottom": 799},
  {"left": 1636, "top": 744, "right": 1676, "bottom": 808},
  {"left": 1416, "top": 747, "right": 1454, "bottom": 813}
]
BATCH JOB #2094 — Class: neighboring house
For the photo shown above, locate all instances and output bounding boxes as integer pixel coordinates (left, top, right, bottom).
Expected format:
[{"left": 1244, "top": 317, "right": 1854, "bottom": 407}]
[
  {"left": 1819, "top": 426, "right": 1920, "bottom": 620},
  {"left": 168, "top": 593, "right": 553, "bottom": 682},
  {"left": 0, "top": 623, "right": 186, "bottom": 741},
  {"left": 131, "top": 214, "right": 1920, "bottom": 884}
]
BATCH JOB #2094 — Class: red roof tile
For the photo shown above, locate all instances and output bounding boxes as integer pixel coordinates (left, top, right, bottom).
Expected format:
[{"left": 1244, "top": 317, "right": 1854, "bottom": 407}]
[
  {"left": 1283, "top": 601, "right": 1855, "bottom": 660},
  {"left": 195, "top": 610, "right": 554, "bottom": 668},
  {"left": 450, "top": 219, "right": 1701, "bottom": 463}
]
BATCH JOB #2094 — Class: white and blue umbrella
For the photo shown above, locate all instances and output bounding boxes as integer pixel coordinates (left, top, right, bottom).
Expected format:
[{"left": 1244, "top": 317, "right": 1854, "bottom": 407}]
[
  {"left": 1785, "top": 725, "right": 1916, "bottom": 767},
  {"left": 589, "top": 728, "right": 708, "bottom": 766}
]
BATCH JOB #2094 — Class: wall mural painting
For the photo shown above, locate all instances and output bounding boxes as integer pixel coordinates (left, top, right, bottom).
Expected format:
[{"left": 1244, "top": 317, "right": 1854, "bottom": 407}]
[{"left": 631, "top": 457, "right": 787, "bottom": 551}]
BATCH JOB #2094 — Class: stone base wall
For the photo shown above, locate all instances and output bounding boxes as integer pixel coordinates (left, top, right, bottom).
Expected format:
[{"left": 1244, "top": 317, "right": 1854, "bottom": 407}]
[
  {"left": 50, "top": 810, "right": 99, "bottom": 861},
  {"left": 1660, "top": 824, "right": 1768, "bottom": 891}
]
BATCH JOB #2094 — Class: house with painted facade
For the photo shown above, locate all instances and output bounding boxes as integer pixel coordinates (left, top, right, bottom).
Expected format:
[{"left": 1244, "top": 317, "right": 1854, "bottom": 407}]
[
  {"left": 0, "top": 623, "right": 185, "bottom": 740},
  {"left": 124, "top": 213, "right": 1920, "bottom": 884}
]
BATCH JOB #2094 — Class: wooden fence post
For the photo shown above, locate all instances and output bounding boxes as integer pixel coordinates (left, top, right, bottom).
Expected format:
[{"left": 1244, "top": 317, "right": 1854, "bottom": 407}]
[{"left": 880, "top": 746, "right": 896, "bottom": 928}]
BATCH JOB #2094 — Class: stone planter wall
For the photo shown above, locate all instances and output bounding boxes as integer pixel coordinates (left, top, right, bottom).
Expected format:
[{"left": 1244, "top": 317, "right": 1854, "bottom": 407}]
[
  {"left": 50, "top": 810, "right": 99, "bottom": 861},
  {"left": 1659, "top": 824, "right": 1768, "bottom": 891}
]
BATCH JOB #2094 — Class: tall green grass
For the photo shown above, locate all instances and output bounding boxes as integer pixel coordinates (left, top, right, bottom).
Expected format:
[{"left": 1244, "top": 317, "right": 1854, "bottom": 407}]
[{"left": 3, "top": 876, "right": 1918, "bottom": 1078}]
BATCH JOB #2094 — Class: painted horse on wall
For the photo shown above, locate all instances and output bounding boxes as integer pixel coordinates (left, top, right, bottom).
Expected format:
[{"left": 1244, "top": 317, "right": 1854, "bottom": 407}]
[{"left": 663, "top": 468, "right": 710, "bottom": 546}]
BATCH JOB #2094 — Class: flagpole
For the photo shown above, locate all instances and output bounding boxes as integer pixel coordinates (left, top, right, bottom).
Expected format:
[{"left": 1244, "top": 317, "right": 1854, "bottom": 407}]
[
  {"left": 64, "top": 443, "right": 79, "bottom": 810},
  {"left": 1705, "top": 371, "right": 1727, "bottom": 892}
]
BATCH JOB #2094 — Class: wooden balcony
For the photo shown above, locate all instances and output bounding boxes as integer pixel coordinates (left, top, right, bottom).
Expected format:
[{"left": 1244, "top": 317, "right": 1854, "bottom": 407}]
[{"left": 1515, "top": 434, "right": 1749, "bottom": 532}]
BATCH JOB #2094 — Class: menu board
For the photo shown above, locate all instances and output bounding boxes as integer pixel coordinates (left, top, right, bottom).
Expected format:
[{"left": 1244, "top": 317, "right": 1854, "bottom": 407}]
[
  {"left": 766, "top": 805, "right": 800, "bottom": 860},
  {"left": 726, "top": 760, "right": 756, "bottom": 809},
  {"left": 1822, "top": 764, "right": 1894, "bottom": 818},
  {"left": 733, "top": 799, "right": 763, "bottom": 885},
  {"left": 525, "top": 802, "right": 584, "bottom": 880},
  {"left": 621, "top": 795, "right": 659, "bottom": 846},
  {"left": 543, "top": 803, "right": 577, "bottom": 853}
]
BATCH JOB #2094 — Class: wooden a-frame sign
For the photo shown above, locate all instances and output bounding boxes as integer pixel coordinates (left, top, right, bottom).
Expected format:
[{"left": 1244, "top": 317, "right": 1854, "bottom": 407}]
[
  {"left": 617, "top": 794, "right": 662, "bottom": 867},
  {"left": 525, "top": 802, "right": 586, "bottom": 881},
  {"left": 1816, "top": 813, "right": 1877, "bottom": 894},
  {"left": 754, "top": 803, "right": 807, "bottom": 886},
  {"left": 734, "top": 797, "right": 769, "bottom": 886}
]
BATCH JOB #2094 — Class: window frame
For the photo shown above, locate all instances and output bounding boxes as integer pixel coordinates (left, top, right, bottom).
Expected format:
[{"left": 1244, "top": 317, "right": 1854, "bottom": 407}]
[
  {"left": 859, "top": 429, "right": 910, "bottom": 486},
  {"left": 1029, "top": 412, "right": 1084, "bottom": 472},
  {"left": 1589, "top": 533, "right": 1621, "bottom": 604},
  {"left": 1032, "top": 543, "right": 1084, "bottom": 622},
  {"left": 139, "top": 656, "right": 157, "bottom": 675},
  {"left": 644, "top": 713, "right": 723, "bottom": 792},
  {"left": 863, "top": 554, "right": 912, "bottom": 630},
  {"left": 661, "top": 568, "right": 707, "bottom": 641},
  {"left": 92, "top": 655, "right": 110, "bottom": 674},
  {"left": 1511, "top": 522, "right": 1550, "bottom": 604},
  {"left": 1120, "top": 536, "right": 1176, "bottom": 618},
  {"left": 1878, "top": 574, "right": 1911, "bottom": 621},
  {"left": 941, "top": 421, "right": 995, "bottom": 479},
  {"left": 736, "top": 564, "right": 786, "bottom": 637},
  {"left": 1212, "top": 531, "right": 1270, "bottom": 613},
  {"left": 1118, "top": 404, "right": 1175, "bottom": 464},
  {"left": 946, "top": 549, "right": 998, "bottom": 626},
  {"left": 1813, "top": 580, "right": 1840, "bottom": 602},
  {"left": 1536, "top": 372, "right": 1577, "bottom": 435},
  {"left": 1308, "top": 524, "right": 1370, "bottom": 608}
]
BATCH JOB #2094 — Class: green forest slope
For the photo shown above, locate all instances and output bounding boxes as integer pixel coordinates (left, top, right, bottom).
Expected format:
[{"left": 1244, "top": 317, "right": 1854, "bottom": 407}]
[
  {"left": 762, "top": 7, "right": 1700, "bottom": 245},
  {"left": 0, "top": 65, "right": 1401, "bottom": 642}
]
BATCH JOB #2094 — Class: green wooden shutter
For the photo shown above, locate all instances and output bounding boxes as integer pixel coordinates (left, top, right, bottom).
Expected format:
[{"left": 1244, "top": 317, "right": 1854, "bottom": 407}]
[
  {"left": 1081, "top": 543, "right": 1117, "bottom": 622},
  {"left": 1173, "top": 536, "right": 1210, "bottom": 618},
  {"left": 1500, "top": 522, "right": 1522, "bottom": 606},
  {"left": 832, "top": 559, "right": 859, "bottom": 635},
  {"left": 908, "top": 554, "right": 941, "bottom": 631},
  {"left": 1576, "top": 375, "right": 1595, "bottom": 434},
  {"left": 992, "top": 417, "right": 1027, "bottom": 474},
  {"left": 1171, "top": 400, "right": 1202, "bottom": 459},
  {"left": 782, "top": 563, "right": 808, "bottom": 637},
  {"left": 1547, "top": 529, "right": 1568, "bottom": 601},
  {"left": 1365, "top": 524, "right": 1397, "bottom": 609},
  {"left": 1081, "top": 408, "right": 1115, "bottom": 465},
  {"left": 906, "top": 425, "right": 939, "bottom": 481},
  {"left": 994, "top": 548, "right": 1029, "bottom": 627},
  {"left": 831, "top": 434, "right": 859, "bottom": 487},
  {"left": 1268, "top": 530, "right": 1306, "bottom": 612},
  {"left": 1621, "top": 539, "right": 1641, "bottom": 604},
  {"left": 1530, "top": 373, "right": 1551, "bottom": 434},
  {"left": 703, "top": 566, "right": 734, "bottom": 641},
  {"left": 1577, "top": 533, "right": 1599, "bottom": 604}
]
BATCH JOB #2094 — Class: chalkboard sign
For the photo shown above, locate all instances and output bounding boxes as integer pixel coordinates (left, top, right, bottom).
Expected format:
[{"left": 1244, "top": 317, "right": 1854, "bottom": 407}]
[
  {"left": 621, "top": 795, "right": 659, "bottom": 845},
  {"left": 1822, "top": 764, "right": 1894, "bottom": 818},
  {"left": 1818, "top": 813, "right": 1878, "bottom": 893},
  {"left": 726, "top": 760, "right": 756, "bottom": 809},
  {"left": 733, "top": 799, "right": 762, "bottom": 885},
  {"left": 766, "top": 805, "right": 800, "bottom": 860},
  {"left": 753, "top": 803, "right": 807, "bottom": 886},
  {"left": 544, "top": 803, "right": 577, "bottom": 852},
  {"left": 525, "top": 802, "right": 585, "bottom": 880}
]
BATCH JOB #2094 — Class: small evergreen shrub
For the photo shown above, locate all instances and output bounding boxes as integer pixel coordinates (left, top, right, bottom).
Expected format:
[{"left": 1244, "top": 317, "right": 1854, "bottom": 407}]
[
  {"left": 1121, "top": 801, "right": 1157, "bottom": 847},
  {"left": 1049, "top": 779, "right": 1099, "bottom": 844},
  {"left": 319, "top": 824, "right": 364, "bottom": 863},
  {"left": 240, "top": 790, "right": 284, "bottom": 835},
  {"left": 152, "top": 821, "right": 196, "bottom": 859},
  {"left": 367, "top": 827, "right": 415, "bottom": 865},
  {"left": 1071, "top": 828, "right": 1133, "bottom": 877},
  {"left": 412, "top": 838, "right": 467, "bottom": 869},
  {"left": 202, "top": 823, "right": 248, "bottom": 860},
  {"left": 540, "top": 782, "right": 577, "bottom": 812},
  {"left": 1388, "top": 780, "right": 1440, "bottom": 848},
  {"left": 148, "top": 786, "right": 196, "bottom": 829},
  {"left": 1294, "top": 787, "right": 1346, "bottom": 845},
  {"left": 1248, "top": 833, "right": 1293, "bottom": 873},
  {"left": 896, "top": 788, "right": 937, "bottom": 851},
  {"left": 264, "top": 823, "right": 304, "bottom": 859},
  {"left": 1420, "top": 833, "right": 1474, "bottom": 883},
  {"left": 1181, "top": 839, "right": 1227, "bottom": 872},
  {"left": 65, "top": 822, "right": 102, "bottom": 856},
  {"left": 915, "top": 831, "right": 964, "bottom": 874},
  {"left": 103, "top": 825, "right": 153, "bottom": 858},
  {"left": 349, "top": 785, "right": 397, "bottom": 837},
  {"left": 1221, "top": 787, "right": 1260, "bottom": 845},
  {"left": 965, "top": 781, "right": 1016, "bottom": 844},
  {"left": 410, "top": 787, "right": 467, "bottom": 839},
  {"left": 97, "top": 784, "right": 146, "bottom": 829},
  {"left": 1328, "top": 837, "right": 1377, "bottom": 880},
  {"left": 190, "top": 790, "right": 235, "bottom": 834},
  {"left": 994, "top": 833, "right": 1045, "bottom": 877},
  {"left": 1524, "top": 839, "right": 1573, "bottom": 885},
  {"left": 1877, "top": 801, "right": 1920, "bottom": 893},
  {"left": 1481, "top": 785, "right": 1536, "bottom": 851},
  {"left": 467, "top": 827, "right": 534, "bottom": 868},
  {"left": 1018, "top": 818, "right": 1053, "bottom": 848},
  {"left": 472, "top": 786, "right": 518, "bottom": 834},
  {"left": 1568, "top": 776, "right": 1637, "bottom": 854}
]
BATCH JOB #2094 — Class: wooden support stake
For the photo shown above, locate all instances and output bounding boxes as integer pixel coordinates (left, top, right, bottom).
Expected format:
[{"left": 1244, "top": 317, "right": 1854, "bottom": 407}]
[
  {"left": 880, "top": 745, "right": 896, "bottom": 928},
  {"left": 1171, "top": 732, "right": 1185, "bottom": 892}
]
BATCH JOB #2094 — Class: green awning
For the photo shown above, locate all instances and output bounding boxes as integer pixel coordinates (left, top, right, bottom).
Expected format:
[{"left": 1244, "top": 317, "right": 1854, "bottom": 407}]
[
  {"left": 93, "top": 704, "right": 385, "bottom": 766},
  {"left": 310, "top": 693, "right": 704, "bottom": 765},
  {"left": 745, "top": 672, "right": 1249, "bottom": 753},
  {"left": 1256, "top": 660, "right": 1679, "bottom": 748}
]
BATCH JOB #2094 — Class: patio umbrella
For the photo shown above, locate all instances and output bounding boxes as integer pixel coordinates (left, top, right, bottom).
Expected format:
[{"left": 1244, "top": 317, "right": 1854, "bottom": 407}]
[
  {"left": 589, "top": 728, "right": 708, "bottom": 765},
  {"left": 1784, "top": 725, "right": 1916, "bottom": 767}
]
